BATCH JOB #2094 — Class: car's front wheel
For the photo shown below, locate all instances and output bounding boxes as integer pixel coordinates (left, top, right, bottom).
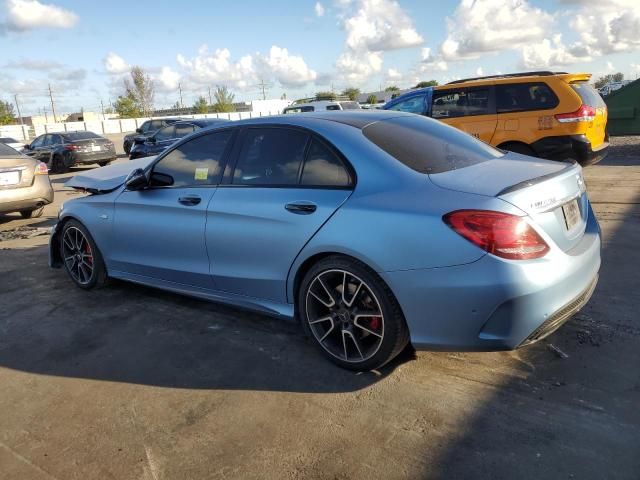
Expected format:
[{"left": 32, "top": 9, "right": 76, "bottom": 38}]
[
  {"left": 298, "top": 255, "right": 409, "bottom": 371},
  {"left": 60, "top": 220, "right": 108, "bottom": 289},
  {"left": 19, "top": 206, "right": 44, "bottom": 219},
  {"left": 98, "top": 161, "right": 111, "bottom": 167}
]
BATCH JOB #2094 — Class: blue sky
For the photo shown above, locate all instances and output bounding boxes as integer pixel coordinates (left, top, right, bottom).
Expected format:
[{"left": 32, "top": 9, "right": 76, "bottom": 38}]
[{"left": 1, "top": 0, "right": 639, "bottom": 116}]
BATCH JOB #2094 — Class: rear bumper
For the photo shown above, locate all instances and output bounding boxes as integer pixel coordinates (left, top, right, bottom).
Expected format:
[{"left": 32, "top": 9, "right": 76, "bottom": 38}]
[
  {"left": 70, "top": 151, "right": 117, "bottom": 165},
  {"left": 532, "top": 134, "right": 609, "bottom": 166},
  {"left": 381, "top": 202, "right": 601, "bottom": 351},
  {"left": 0, "top": 176, "right": 54, "bottom": 214}
]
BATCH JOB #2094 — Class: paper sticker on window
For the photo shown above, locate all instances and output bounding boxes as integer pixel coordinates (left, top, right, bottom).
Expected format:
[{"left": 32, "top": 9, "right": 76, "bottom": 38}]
[{"left": 194, "top": 168, "right": 208, "bottom": 180}]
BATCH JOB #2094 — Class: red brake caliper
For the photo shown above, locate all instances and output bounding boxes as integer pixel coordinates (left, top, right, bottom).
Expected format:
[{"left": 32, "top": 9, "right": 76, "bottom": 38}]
[
  {"left": 369, "top": 316, "right": 381, "bottom": 330},
  {"left": 84, "top": 243, "right": 93, "bottom": 266}
]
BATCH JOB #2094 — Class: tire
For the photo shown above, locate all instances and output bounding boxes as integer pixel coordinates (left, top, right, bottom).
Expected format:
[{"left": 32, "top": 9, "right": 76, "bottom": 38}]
[
  {"left": 98, "top": 161, "right": 111, "bottom": 167},
  {"left": 124, "top": 141, "right": 131, "bottom": 155},
  {"left": 500, "top": 142, "right": 537, "bottom": 157},
  {"left": 19, "top": 206, "right": 44, "bottom": 219},
  {"left": 51, "top": 154, "right": 68, "bottom": 174},
  {"left": 298, "top": 255, "right": 409, "bottom": 371},
  {"left": 60, "top": 219, "right": 108, "bottom": 290}
]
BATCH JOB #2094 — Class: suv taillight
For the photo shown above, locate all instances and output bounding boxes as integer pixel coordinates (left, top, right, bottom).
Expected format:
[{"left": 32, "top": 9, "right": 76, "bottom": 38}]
[
  {"left": 555, "top": 105, "right": 596, "bottom": 123},
  {"left": 443, "top": 210, "right": 549, "bottom": 260},
  {"left": 34, "top": 162, "right": 49, "bottom": 175}
]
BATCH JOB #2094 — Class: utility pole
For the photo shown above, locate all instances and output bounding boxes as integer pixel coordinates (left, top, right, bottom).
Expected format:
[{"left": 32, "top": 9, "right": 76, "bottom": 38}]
[
  {"left": 13, "top": 94, "right": 24, "bottom": 126},
  {"left": 100, "top": 99, "right": 105, "bottom": 118},
  {"left": 256, "top": 79, "right": 271, "bottom": 100},
  {"left": 208, "top": 86, "right": 212, "bottom": 105},
  {"left": 48, "top": 83, "right": 57, "bottom": 123},
  {"left": 178, "top": 83, "right": 184, "bottom": 108},
  {"left": 43, "top": 106, "right": 49, "bottom": 123}
]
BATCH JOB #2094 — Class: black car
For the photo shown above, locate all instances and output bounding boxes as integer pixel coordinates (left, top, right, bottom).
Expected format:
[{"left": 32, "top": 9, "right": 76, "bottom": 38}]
[
  {"left": 123, "top": 118, "right": 181, "bottom": 154},
  {"left": 129, "top": 118, "right": 229, "bottom": 159},
  {"left": 24, "top": 131, "right": 116, "bottom": 173}
]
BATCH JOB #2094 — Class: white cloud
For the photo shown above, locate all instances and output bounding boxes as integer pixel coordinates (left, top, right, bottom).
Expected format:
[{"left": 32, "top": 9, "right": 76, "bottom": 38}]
[
  {"left": 156, "top": 66, "right": 180, "bottom": 91},
  {"left": 336, "top": 50, "right": 383, "bottom": 84},
  {"left": 521, "top": 34, "right": 591, "bottom": 69},
  {"left": 104, "top": 52, "right": 130, "bottom": 74},
  {"left": 386, "top": 68, "right": 402, "bottom": 81},
  {"left": 441, "top": 0, "right": 552, "bottom": 60},
  {"left": 420, "top": 47, "right": 448, "bottom": 72},
  {"left": 314, "top": 2, "right": 325, "bottom": 17},
  {"left": 257, "top": 46, "right": 317, "bottom": 87},
  {"left": 4, "top": 0, "right": 78, "bottom": 31},
  {"left": 476, "top": 67, "right": 483, "bottom": 76},
  {"left": 343, "top": 0, "right": 423, "bottom": 51}
]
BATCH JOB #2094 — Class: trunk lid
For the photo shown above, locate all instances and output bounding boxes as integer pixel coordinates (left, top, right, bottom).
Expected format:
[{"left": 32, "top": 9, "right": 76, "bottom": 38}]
[
  {"left": 0, "top": 149, "right": 37, "bottom": 189},
  {"left": 429, "top": 153, "right": 588, "bottom": 252}
]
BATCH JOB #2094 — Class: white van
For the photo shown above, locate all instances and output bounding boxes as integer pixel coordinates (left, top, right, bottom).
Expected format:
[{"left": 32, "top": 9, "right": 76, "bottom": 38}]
[{"left": 283, "top": 100, "right": 361, "bottom": 114}]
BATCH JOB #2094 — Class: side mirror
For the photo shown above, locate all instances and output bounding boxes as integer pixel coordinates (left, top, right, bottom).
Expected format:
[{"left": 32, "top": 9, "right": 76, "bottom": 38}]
[
  {"left": 24, "top": 143, "right": 31, "bottom": 150},
  {"left": 124, "top": 168, "right": 148, "bottom": 191},
  {"left": 149, "top": 172, "right": 174, "bottom": 187},
  {"left": 135, "top": 127, "right": 143, "bottom": 134}
]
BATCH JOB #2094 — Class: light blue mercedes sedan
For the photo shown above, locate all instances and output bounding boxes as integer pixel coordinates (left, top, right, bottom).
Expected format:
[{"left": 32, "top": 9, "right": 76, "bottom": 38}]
[{"left": 50, "top": 111, "right": 601, "bottom": 370}]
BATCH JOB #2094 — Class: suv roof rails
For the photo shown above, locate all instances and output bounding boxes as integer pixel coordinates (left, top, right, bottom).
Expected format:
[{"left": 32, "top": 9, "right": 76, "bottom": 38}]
[{"left": 446, "top": 71, "right": 569, "bottom": 85}]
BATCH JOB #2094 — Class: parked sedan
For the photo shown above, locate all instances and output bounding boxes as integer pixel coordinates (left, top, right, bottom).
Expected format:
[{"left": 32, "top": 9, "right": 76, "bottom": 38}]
[
  {"left": 24, "top": 131, "right": 116, "bottom": 173},
  {"left": 0, "top": 143, "right": 53, "bottom": 218},
  {"left": 0, "top": 137, "right": 25, "bottom": 152},
  {"left": 129, "top": 118, "right": 228, "bottom": 160},
  {"left": 123, "top": 118, "right": 181, "bottom": 154},
  {"left": 50, "top": 111, "right": 600, "bottom": 370}
]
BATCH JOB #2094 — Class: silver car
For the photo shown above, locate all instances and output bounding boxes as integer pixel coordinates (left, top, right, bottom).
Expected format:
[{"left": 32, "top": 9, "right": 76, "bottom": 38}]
[{"left": 0, "top": 143, "right": 54, "bottom": 218}]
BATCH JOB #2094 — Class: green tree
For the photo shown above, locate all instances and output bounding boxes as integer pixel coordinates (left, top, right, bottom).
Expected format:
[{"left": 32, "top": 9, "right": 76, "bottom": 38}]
[
  {"left": 114, "top": 93, "right": 141, "bottom": 118},
  {"left": 415, "top": 80, "right": 438, "bottom": 88},
  {"left": 0, "top": 101, "right": 16, "bottom": 125},
  {"left": 193, "top": 96, "right": 209, "bottom": 114},
  {"left": 211, "top": 86, "right": 235, "bottom": 113},
  {"left": 594, "top": 73, "right": 624, "bottom": 89},
  {"left": 124, "top": 66, "right": 155, "bottom": 115},
  {"left": 342, "top": 87, "right": 361, "bottom": 101},
  {"left": 366, "top": 94, "right": 378, "bottom": 105},
  {"left": 315, "top": 91, "right": 337, "bottom": 101},
  {"left": 385, "top": 85, "right": 400, "bottom": 93}
]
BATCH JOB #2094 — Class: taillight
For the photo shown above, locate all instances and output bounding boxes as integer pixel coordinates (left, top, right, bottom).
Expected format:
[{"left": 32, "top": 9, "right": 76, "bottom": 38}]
[
  {"left": 555, "top": 105, "right": 596, "bottom": 123},
  {"left": 443, "top": 210, "right": 549, "bottom": 260},
  {"left": 65, "top": 144, "right": 79, "bottom": 151},
  {"left": 34, "top": 162, "right": 49, "bottom": 175}
]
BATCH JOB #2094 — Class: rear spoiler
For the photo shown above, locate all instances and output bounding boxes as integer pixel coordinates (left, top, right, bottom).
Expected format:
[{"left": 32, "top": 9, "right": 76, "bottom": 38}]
[
  {"left": 496, "top": 162, "right": 577, "bottom": 196},
  {"left": 559, "top": 73, "right": 591, "bottom": 83}
]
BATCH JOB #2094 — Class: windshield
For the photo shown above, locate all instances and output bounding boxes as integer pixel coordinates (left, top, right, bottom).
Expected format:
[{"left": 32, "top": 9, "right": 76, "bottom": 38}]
[
  {"left": 363, "top": 115, "right": 503, "bottom": 174},
  {"left": 0, "top": 137, "right": 19, "bottom": 143},
  {"left": 63, "top": 131, "right": 101, "bottom": 141}
]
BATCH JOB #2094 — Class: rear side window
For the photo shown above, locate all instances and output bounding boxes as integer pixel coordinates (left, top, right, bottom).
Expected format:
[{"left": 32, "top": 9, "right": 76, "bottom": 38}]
[
  {"left": 233, "top": 128, "right": 308, "bottom": 185},
  {"left": 432, "top": 89, "right": 490, "bottom": 118},
  {"left": 283, "top": 106, "right": 314, "bottom": 114},
  {"left": 325, "top": 104, "right": 341, "bottom": 111},
  {"left": 338, "top": 101, "right": 360, "bottom": 110},
  {"left": 155, "top": 126, "right": 175, "bottom": 141},
  {"left": 174, "top": 124, "right": 196, "bottom": 137},
  {"left": 571, "top": 82, "right": 606, "bottom": 108},
  {"left": 496, "top": 83, "right": 559, "bottom": 113},
  {"left": 301, "top": 139, "right": 351, "bottom": 187},
  {"left": 363, "top": 115, "right": 503, "bottom": 174},
  {"left": 153, "top": 130, "right": 232, "bottom": 187}
]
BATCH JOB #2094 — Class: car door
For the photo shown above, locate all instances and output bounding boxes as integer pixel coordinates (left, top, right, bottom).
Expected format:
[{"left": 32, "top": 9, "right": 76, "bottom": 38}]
[
  {"left": 431, "top": 87, "right": 497, "bottom": 143},
  {"left": 24, "top": 135, "right": 45, "bottom": 160},
  {"left": 206, "top": 126, "right": 353, "bottom": 302},
  {"left": 110, "top": 129, "right": 234, "bottom": 288}
]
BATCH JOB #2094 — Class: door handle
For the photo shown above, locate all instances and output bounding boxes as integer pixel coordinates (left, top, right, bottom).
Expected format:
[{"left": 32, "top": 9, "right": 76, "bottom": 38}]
[
  {"left": 178, "top": 195, "right": 201, "bottom": 206},
  {"left": 285, "top": 202, "right": 317, "bottom": 214}
]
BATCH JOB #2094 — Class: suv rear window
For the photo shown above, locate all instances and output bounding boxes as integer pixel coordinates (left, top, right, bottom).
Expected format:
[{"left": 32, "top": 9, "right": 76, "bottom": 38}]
[
  {"left": 496, "top": 82, "right": 559, "bottom": 113},
  {"left": 571, "top": 82, "right": 606, "bottom": 108},
  {"left": 363, "top": 115, "right": 503, "bottom": 174}
]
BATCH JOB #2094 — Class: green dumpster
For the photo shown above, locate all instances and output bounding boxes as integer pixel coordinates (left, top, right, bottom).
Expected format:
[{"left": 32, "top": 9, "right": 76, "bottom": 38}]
[{"left": 604, "top": 78, "right": 640, "bottom": 136}]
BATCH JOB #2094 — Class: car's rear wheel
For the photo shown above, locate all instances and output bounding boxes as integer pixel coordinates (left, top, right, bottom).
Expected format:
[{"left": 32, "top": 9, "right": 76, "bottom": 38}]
[
  {"left": 51, "top": 154, "right": 68, "bottom": 174},
  {"left": 124, "top": 141, "right": 131, "bottom": 155},
  {"left": 19, "top": 206, "right": 44, "bottom": 219},
  {"left": 60, "top": 220, "right": 108, "bottom": 290},
  {"left": 298, "top": 255, "right": 409, "bottom": 371},
  {"left": 98, "top": 161, "right": 110, "bottom": 167}
]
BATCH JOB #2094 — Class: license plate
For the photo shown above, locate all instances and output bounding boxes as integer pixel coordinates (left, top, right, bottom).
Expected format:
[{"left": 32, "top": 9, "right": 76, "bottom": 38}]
[
  {"left": 0, "top": 171, "right": 20, "bottom": 186},
  {"left": 561, "top": 199, "right": 581, "bottom": 231},
  {"left": 91, "top": 145, "right": 101, "bottom": 152}
]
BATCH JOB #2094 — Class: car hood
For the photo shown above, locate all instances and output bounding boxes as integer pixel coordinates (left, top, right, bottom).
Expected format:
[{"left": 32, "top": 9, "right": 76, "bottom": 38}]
[{"left": 65, "top": 157, "right": 156, "bottom": 193}]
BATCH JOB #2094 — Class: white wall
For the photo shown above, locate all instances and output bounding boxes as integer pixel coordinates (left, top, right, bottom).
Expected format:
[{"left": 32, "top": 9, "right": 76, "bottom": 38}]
[{"left": 0, "top": 124, "right": 31, "bottom": 141}]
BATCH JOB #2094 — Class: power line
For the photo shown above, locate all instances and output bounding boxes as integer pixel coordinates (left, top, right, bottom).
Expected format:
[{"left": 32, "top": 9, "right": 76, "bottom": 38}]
[{"left": 255, "top": 78, "right": 272, "bottom": 100}]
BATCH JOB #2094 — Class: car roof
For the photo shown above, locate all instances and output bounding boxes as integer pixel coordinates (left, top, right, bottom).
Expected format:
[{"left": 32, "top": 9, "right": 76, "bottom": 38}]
[
  {"left": 438, "top": 71, "right": 591, "bottom": 88},
  {"left": 234, "top": 110, "right": 415, "bottom": 129},
  {"left": 180, "top": 118, "right": 229, "bottom": 127}
]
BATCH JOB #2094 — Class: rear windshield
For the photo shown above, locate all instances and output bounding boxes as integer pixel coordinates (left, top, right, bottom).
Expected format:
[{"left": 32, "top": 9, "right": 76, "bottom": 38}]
[
  {"left": 339, "top": 101, "right": 360, "bottom": 110},
  {"left": 571, "top": 82, "right": 606, "bottom": 108},
  {"left": 362, "top": 115, "right": 503, "bottom": 174},
  {"left": 62, "top": 131, "right": 101, "bottom": 141},
  {"left": 283, "top": 106, "right": 314, "bottom": 114},
  {"left": 0, "top": 137, "right": 18, "bottom": 143}
]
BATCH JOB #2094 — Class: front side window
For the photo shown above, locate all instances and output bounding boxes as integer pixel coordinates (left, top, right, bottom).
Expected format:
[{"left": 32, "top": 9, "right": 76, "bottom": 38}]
[
  {"left": 325, "top": 104, "right": 341, "bottom": 111},
  {"left": 432, "top": 89, "right": 490, "bottom": 118},
  {"left": 30, "top": 136, "right": 44, "bottom": 148},
  {"left": 233, "top": 128, "right": 308, "bottom": 185},
  {"left": 154, "top": 126, "right": 175, "bottom": 141},
  {"left": 150, "top": 120, "right": 165, "bottom": 131},
  {"left": 386, "top": 95, "right": 426, "bottom": 114},
  {"left": 153, "top": 130, "right": 232, "bottom": 187},
  {"left": 301, "top": 139, "right": 351, "bottom": 187},
  {"left": 496, "top": 83, "right": 560, "bottom": 113},
  {"left": 50, "top": 134, "right": 62, "bottom": 145}
]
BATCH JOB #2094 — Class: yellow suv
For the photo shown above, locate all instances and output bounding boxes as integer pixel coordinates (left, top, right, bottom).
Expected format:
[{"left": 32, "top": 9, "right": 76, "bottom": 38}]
[{"left": 383, "top": 71, "right": 609, "bottom": 165}]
